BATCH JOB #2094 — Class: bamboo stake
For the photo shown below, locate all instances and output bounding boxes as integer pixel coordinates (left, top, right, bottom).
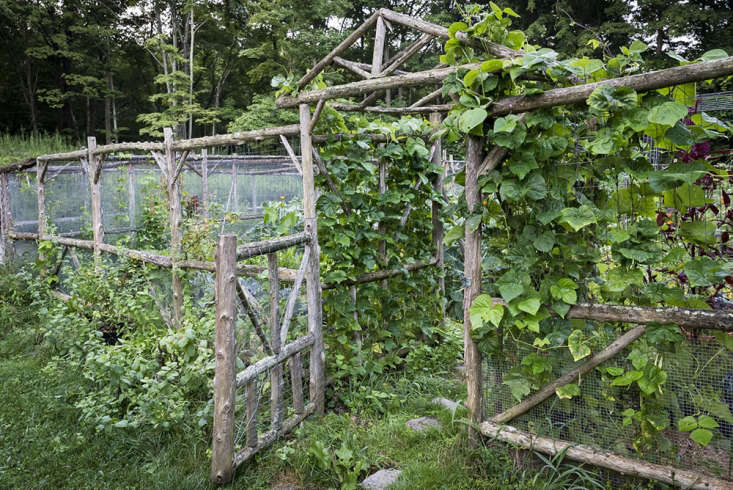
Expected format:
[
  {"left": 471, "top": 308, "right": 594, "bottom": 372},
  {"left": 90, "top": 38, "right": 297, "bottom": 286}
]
[
  {"left": 211, "top": 234, "right": 237, "bottom": 485},
  {"left": 464, "top": 136, "right": 484, "bottom": 444},
  {"left": 268, "top": 252, "right": 283, "bottom": 431},
  {"left": 300, "top": 103, "right": 325, "bottom": 414}
]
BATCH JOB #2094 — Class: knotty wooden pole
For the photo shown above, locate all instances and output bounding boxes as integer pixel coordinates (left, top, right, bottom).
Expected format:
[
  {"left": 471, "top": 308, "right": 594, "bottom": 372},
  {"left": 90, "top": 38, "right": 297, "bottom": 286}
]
[
  {"left": 36, "top": 158, "right": 47, "bottom": 262},
  {"left": 464, "top": 136, "right": 484, "bottom": 443},
  {"left": 479, "top": 421, "right": 731, "bottom": 490},
  {"left": 201, "top": 149, "right": 209, "bottom": 221},
  {"left": 268, "top": 252, "right": 283, "bottom": 430},
  {"left": 430, "top": 112, "right": 445, "bottom": 299},
  {"left": 492, "top": 325, "right": 647, "bottom": 425},
  {"left": 164, "top": 128, "right": 184, "bottom": 325},
  {"left": 299, "top": 103, "right": 325, "bottom": 414},
  {"left": 128, "top": 164, "right": 136, "bottom": 229},
  {"left": 211, "top": 234, "right": 237, "bottom": 485},
  {"left": 371, "top": 15, "right": 386, "bottom": 76},
  {"left": 289, "top": 352, "right": 305, "bottom": 416},
  {"left": 245, "top": 379, "right": 258, "bottom": 449},
  {"left": 0, "top": 173, "right": 13, "bottom": 263},
  {"left": 87, "top": 137, "right": 104, "bottom": 270}
]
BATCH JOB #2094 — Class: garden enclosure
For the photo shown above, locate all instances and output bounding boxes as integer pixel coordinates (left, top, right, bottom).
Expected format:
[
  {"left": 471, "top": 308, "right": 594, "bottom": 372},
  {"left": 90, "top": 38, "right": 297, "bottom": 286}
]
[{"left": 3, "top": 6, "right": 733, "bottom": 488}]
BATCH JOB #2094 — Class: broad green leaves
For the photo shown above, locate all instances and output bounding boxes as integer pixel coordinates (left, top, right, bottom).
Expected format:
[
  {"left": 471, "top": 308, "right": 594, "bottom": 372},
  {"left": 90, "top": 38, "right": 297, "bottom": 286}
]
[
  {"left": 587, "top": 86, "right": 637, "bottom": 113},
  {"left": 556, "top": 383, "right": 580, "bottom": 399},
  {"left": 647, "top": 101, "right": 688, "bottom": 127},
  {"left": 677, "top": 415, "right": 718, "bottom": 446},
  {"left": 558, "top": 205, "right": 597, "bottom": 231},
  {"left": 469, "top": 294, "right": 504, "bottom": 329},
  {"left": 568, "top": 330, "right": 591, "bottom": 361},
  {"left": 458, "top": 108, "right": 488, "bottom": 133}
]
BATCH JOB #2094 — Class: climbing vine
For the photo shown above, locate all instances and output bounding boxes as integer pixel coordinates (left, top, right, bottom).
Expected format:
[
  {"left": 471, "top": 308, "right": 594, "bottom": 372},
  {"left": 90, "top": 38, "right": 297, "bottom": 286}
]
[{"left": 440, "top": 3, "right": 732, "bottom": 453}]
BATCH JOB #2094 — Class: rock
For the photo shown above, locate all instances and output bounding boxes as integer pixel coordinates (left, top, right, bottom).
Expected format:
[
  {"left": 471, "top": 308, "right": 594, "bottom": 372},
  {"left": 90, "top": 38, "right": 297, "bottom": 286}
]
[
  {"left": 432, "top": 397, "right": 460, "bottom": 412},
  {"left": 405, "top": 416, "right": 441, "bottom": 431},
  {"left": 360, "top": 469, "right": 402, "bottom": 489}
]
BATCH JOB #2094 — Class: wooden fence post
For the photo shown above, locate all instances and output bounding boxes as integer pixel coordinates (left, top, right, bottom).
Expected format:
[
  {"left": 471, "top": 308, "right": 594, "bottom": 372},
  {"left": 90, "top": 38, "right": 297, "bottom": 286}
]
[
  {"left": 299, "top": 103, "right": 325, "bottom": 414},
  {"left": 164, "top": 127, "right": 184, "bottom": 325},
  {"left": 464, "top": 135, "right": 484, "bottom": 443},
  {"left": 36, "top": 158, "right": 47, "bottom": 261},
  {"left": 430, "top": 112, "right": 445, "bottom": 299},
  {"left": 87, "top": 137, "right": 104, "bottom": 270},
  {"left": 0, "top": 172, "right": 13, "bottom": 263},
  {"left": 211, "top": 234, "right": 237, "bottom": 484},
  {"left": 231, "top": 159, "right": 238, "bottom": 212},
  {"left": 268, "top": 252, "right": 283, "bottom": 430},
  {"left": 201, "top": 149, "right": 209, "bottom": 221},
  {"left": 128, "top": 164, "right": 136, "bottom": 229}
]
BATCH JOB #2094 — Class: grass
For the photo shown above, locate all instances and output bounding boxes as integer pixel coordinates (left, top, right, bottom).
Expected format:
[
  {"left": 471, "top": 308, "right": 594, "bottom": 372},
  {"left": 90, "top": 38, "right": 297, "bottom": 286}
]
[
  {"left": 0, "top": 132, "right": 78, "bottom": 166},
  {"left": 0, "top": 266, "right": 614, "bottom": 490}
]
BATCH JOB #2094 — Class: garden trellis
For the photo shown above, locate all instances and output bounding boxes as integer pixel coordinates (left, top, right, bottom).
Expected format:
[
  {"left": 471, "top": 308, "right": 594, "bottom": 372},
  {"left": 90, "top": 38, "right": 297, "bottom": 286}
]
[
  {"left": 2, "top": 6, "right": 733, "bottom": 488},
  {"left": 274, "top": 7, "right": 733, "bottom": 489}
]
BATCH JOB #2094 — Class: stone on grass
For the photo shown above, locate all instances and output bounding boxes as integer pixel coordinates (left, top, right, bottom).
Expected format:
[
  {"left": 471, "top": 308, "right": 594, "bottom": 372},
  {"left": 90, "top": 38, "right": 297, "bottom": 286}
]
[
  {"left": 360, "top": 468, "right": 402, "bottom": 489},
  {"left": 405, "top": 416, "right": 441, "bottom": 432},
  {"left": 432, "top": 397, "right": 460, "bottom": 412}
]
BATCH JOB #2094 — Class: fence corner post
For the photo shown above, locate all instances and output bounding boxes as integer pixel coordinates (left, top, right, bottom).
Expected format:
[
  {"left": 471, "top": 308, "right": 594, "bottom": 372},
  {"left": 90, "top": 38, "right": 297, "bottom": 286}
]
[{"left": 211, "top": 233, "right": 237, "bottom": 484}]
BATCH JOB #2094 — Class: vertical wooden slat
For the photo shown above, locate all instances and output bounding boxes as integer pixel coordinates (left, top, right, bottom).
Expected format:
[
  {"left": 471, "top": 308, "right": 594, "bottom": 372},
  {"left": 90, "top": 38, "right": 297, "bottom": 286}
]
[
  {"left": 36, "top": 158, "right": 47, "bottom": 261},
  {"left": 0, "top": 172, "right": 13, "bottom": 263},
  {"left": 87, "top": 137, "right": 103, "bottom": 270},
  {"left": 289, "top": 352, "right": 304, "bottom": 416},
  {"left": 430, "top": 112, "right": 445, "bottom": 298},
  {"left": 371, "top": 15, "right": 386, "bottom": 75},
  {"left": 164, "top": 127, "right": 184, "bottom": 325},
  {"left": 299, "top": 103, "right": 325, "bottom": 414},
  {"left": 211, "top": 234, "right": 237, "bottom": 484},
  {"left": 201, "top": 149, "right": 208, "bottom": 221},
  {"left": 245, "top": 378, "right": 258, "bottom": 448},
  {"left": 464, "top": 136, "right": 484, "bottom": 444},
  {"left": 268, "top": 252, "right": 283, "bottom": 430}
]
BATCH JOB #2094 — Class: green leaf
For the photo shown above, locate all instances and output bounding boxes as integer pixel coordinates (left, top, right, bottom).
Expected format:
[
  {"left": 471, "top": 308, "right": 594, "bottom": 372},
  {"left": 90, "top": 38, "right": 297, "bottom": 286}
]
[
  {"left": 556, "top": 383, "right": 580, "bottom": 400},
  {"left": 684, "top": 257, "right": 733, "bottom": 287},
  {"left": 517, "top": 295, "right": 541, "bottom": 315},
  {"left": 469, "top": 294, "right": 504, "bottom": 329},
  {"left": 611, "top": 370, "right": 643, "bottom": 386},
  {"left": 503, "top": 7, "right": 520, "bottom": 17},
  {"left": 680, "top": 221, "right": 717, "bottom": 245},
  {"left": 498, "top": 283, "right": 524, "bottom": 303},
  {"left": 648, "top": 162, "right": 708, "bottom": 192},
  {"left": 587, "top": 86, "right": 637, "bottom": 113},
  {"left": 698, "top": 415, "right": 720, "bottom": 429},
  {"left": 458, "top": 108, "right": 488, "bottom": 133},
  {"left": 605, "top": 267, "right": 643, "bottom": 292},
  {"left": 464, "top": 69, "right": 481, "bottom": 87},
  {"left": 444, "top": 225, "right": 463, "bottom": 246},
  {"left": 606, "top": 367, "right": 624, "bottom": 376},
  {"left": 637, "top": 366, "right": 667, "bottom": 395},
  {"left": 627, "top": 348, "right": 648, "bottom": 370},
  {"left": 559, "top": 205, "right": 597, "bottom": 231},
  {"left": 448, "top": 22, "right": 468, "bottom": 36},
  {"left": 699, "top": 49, "right": 728, "bottom": 61},
  {"left": 481, "top": 59, "right": 504, "bottom": 73},
  {"left": 629, "top": 40, "right": 648, "bottom": 54},
  {"left": 466, "top": 214, "right": 482, "bottom": 233},
  {"left": 506, "top": 30, "right": 525, "bottom": 50},
  {"left": 690, "top": 428, "right": 713, "bottom": 446},
  {"left": 525, "top": 173, "right": 547, "bottom": 200},
  {"left": 568, "top": 330, "right": 591, "bottom": 362},
  {"left": 494, "top": 116, "right": 518, "bottom": 133},
  {"left": 713, "top": 331, "right": 733, "bottom": 352},
  {"left": 503, "top": 370, "right": 531, "bottom": 402},
  {"left": 647, "top": 101, "right": 689, "bottom": 127},
  {"left": 534, "top": 232, "right": 555, "bottom": 253}
]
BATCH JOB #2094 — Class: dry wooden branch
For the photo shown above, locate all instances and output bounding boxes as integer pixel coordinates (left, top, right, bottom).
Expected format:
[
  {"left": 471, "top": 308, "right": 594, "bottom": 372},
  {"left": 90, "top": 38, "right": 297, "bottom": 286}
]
[
  {"left": 235, "top": 333, "right": 315, "bottom": 387},
  {"left": 491, "top": 325, "right": 647, "bottom": 424},
  {"left": 277, "top": 62, "right": 481, "bottom": 107},
  {"left": 280, "top": 247, "right": 310, "bottom": 345},
  {"left": 279, "top": 135, "right": 303, "bottom": 176},
  {"left": 333, "top": 56, "right": 372, "bottom": 79},
  {"left": 268, "top": 252, "right": 283, "bottom": 431},
  {"left": 371, "top": 15, "right": 386, "bottom": 77},
  {"left": 308, "top": 99, "right": 326, "bottom": 132},
  {"left": 321, "top": 256, "right": 438, "bottom": 290},
  {"left": 410, "top": 88, "right": 443, "bottom": 108},
  {"left": 378, "top": 8, "right": 520, "bottom": 60},
  {"left": 236, "top": 232, "right": 310, "bottom": 260},
  {"left": 236, "top": 280, "right": 272, "bottom": 356},
  {"left": 479, "top": 421, "right": 731, "bottom": 490},
  {"left": 378, "top": 33, "right": 433, "bottom": 77},
  {"left": 297, "top": 10, "right": 380, "bottom": 89}
]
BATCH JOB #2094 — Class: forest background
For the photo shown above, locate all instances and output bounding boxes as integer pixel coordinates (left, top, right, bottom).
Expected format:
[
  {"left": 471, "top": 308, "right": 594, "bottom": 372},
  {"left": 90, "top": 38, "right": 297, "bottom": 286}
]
[{"left": 1, "top": 0, "right": 731, "bottom": 143}]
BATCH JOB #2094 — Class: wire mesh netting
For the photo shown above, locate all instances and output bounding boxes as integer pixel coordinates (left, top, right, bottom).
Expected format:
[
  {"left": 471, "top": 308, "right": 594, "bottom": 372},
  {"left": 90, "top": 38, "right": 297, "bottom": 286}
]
[{"left": 485, "top": 330, "right": 733, "bottom": 485}]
